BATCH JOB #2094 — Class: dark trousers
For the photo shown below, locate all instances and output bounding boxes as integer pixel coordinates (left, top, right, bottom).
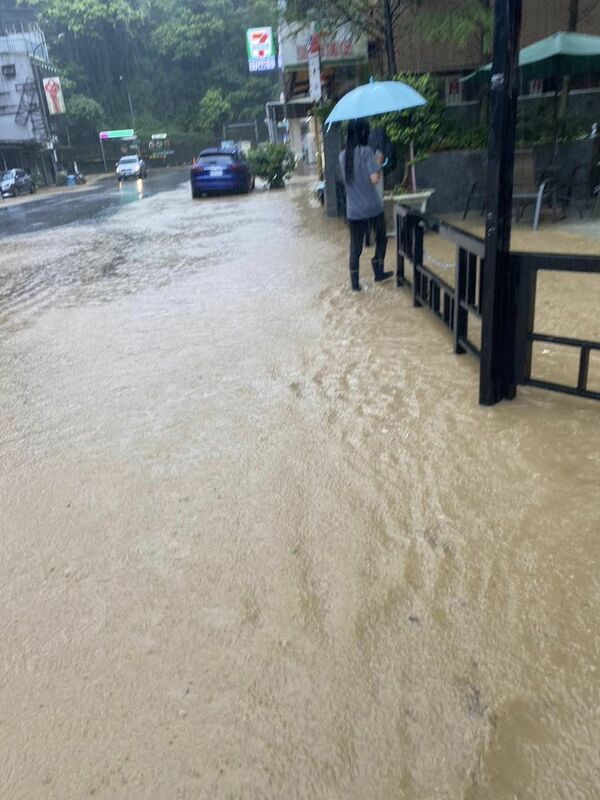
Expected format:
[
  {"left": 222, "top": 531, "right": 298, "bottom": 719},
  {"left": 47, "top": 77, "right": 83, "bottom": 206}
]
[{"left": 349, "top": 213, "right": 387, "bottom": 275}]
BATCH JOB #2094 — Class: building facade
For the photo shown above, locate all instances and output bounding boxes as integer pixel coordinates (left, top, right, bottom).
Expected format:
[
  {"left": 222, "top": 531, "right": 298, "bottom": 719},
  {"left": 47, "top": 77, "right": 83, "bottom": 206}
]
[
  {"left": 394, "top": 0, "right": 600, "bottom": 77},
  {"left": 0, "top": 6, "right": 61, "bottom": 182}
]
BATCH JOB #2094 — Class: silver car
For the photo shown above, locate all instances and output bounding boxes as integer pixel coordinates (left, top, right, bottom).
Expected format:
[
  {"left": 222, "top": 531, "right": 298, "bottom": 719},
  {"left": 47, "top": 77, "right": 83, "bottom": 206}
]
[{"left": 116, "top": 155, "right": 147, "bottom": 181}]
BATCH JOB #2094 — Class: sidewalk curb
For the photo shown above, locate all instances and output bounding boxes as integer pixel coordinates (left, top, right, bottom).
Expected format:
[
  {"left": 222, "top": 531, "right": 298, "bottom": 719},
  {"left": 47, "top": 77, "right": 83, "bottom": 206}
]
[{"left": 0, "top": 173, "right": 114, "bottom": 210}]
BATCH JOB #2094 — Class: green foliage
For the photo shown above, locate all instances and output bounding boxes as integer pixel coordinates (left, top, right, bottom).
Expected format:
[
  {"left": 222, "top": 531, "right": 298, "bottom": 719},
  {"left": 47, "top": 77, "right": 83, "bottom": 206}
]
[
  {"left": 516, "top": 105, "right": 590, "bottom": 147},
  {"left": 28, "top": 0, "right": 143, "bottom": 38},
  {"left": 432, "top": 124, "right": 488, "bottom": 152},
  {"left": 381, "top": 73, "right": 489, "bottom": 160},
  {"left": 55, "top": 170, "right": 68, "bottom": 186},
  {"left": 414, "top": 0, "right": 493, "bottom": 57},
  {"left": 197, "top": 88, "right": 232, "bottom": 137},
  {"left": 382, "top": 73, "right": 445, "bottom": 158},
  {"left": 27, "top": 0, "right": 279, "bottom": 149},
  {"left": 315, "top": 101, "right": 335, "bottom": 124},
  {"left": 247, "top": 143, "right": 296, "bottom": 188},
  {"left": 66, "top": 93, "right": 105, "bottom": 143}
]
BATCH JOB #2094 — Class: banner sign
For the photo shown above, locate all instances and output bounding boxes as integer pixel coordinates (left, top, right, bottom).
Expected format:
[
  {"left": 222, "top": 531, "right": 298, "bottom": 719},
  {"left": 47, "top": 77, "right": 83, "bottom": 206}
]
[
  {"left": 279, "top": 24, "right": 368, "bottom": 70},
  {"left": 308, "top": 35, "right": 321, "bottom": 102},
  {"left": 246, "top": 27, "right": 276, "bottom": 72},
  {"left": 99, "top": 129, "right": 135, "bottom": 140},
  {"left": 43, "top": 76, "right": 66, "bottom": 115}
]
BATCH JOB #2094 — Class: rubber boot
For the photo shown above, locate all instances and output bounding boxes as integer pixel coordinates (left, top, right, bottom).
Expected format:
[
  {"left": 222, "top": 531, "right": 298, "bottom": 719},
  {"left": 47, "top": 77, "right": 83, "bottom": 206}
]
[
  {"left": 372, "top": 258, "right": 393, "bottom": 282},
  {"left": 350, "top": 269, "right": 362, "bottom": 291}
]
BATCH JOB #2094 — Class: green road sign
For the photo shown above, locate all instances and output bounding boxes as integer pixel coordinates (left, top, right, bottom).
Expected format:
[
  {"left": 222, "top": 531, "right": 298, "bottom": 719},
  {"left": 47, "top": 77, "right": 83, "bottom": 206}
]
[{"left": 99, "top": 129, "right": 135, "bottom": 140}]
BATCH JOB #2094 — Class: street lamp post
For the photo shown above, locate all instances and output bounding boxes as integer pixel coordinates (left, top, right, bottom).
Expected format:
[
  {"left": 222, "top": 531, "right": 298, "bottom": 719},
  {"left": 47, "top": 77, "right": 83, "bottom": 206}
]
[{"left": 119, "top": 75, "right": 136, "bottom": 131}]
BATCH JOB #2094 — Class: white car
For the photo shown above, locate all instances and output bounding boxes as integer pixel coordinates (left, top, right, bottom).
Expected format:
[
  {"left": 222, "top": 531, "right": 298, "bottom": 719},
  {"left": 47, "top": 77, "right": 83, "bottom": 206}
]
[{"left": 116, "top": 155, "right": 147, "bottom": 181}]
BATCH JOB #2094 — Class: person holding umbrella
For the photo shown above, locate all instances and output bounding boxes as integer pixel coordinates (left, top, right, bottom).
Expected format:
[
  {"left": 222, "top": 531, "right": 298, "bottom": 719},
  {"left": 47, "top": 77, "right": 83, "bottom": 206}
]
[
  {"left": 326, "top": 78, "right": 427, "bottom": 291},
  {"left": 339, "top": 119, "right": 393, "bottom": 291}
]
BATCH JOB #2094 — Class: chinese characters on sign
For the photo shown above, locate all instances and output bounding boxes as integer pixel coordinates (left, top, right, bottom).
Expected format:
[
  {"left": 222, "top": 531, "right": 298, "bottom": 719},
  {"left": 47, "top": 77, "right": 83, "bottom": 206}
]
[
  {"left": 278, "top": 24, "right": 367, "bottom": 70},
  {"left": 295, "top": 35, "right": 353, "bottom": 63},
  {"left": 43, "top": 76, "right": 66, "bottom": 115},
  {"left": 148, "top": 133, "right": 175, "bottom": 159},
  {"left": 246, "top": 27, "right": 276, "bottom": 72}
]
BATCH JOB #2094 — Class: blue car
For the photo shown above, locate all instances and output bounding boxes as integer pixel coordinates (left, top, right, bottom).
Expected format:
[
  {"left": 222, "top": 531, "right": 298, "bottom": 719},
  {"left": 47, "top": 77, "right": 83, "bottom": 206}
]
[{"left": 190, "top": 148, "right": 254, "bottom": 198}]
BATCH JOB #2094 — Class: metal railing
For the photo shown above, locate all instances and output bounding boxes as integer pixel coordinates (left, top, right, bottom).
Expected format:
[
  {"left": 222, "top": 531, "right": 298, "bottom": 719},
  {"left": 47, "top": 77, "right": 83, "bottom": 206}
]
[
  {"left": 513, "top": 252, "right": 600, "bottom": 401},
  {"left": 395, "top": 203, "right": 600, "bottom": 403},
  {"left": 395, "top": 204, "right": 484, "bottom": 360}
]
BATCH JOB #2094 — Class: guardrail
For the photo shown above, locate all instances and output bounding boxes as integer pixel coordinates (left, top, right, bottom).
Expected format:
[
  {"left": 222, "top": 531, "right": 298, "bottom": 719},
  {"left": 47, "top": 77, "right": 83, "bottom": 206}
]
[{"left": 395, "top": 204, "right": 600, "bottom": 403}]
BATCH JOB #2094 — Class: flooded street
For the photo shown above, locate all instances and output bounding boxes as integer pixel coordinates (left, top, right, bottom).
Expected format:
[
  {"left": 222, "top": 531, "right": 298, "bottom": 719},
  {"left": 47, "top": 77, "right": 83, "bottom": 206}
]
[{"left": 1, "top": 175, "right": 599, "bottom": 799}]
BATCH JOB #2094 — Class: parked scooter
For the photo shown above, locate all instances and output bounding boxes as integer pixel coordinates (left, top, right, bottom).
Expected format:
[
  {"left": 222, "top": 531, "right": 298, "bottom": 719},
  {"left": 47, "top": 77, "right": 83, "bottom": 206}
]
[{"left": 73, "top": 161, "right": 86, "bottom": 184}]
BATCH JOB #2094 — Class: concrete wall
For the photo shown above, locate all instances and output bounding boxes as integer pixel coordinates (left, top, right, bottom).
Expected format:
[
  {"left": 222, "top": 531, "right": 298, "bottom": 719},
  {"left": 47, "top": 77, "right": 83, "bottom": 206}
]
[
  {"left": 414, "top": 139, "right": 600, "bottom": 215},
  {"left": 415, "top": 149, "right": 487, "bottom": 214}
]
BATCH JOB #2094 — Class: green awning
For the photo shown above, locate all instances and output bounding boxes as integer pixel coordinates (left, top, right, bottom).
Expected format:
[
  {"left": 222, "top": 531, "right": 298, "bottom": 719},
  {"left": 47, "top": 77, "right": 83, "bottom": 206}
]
[{"left": 461, "top": 32, "right": 600, "bottom": 87}]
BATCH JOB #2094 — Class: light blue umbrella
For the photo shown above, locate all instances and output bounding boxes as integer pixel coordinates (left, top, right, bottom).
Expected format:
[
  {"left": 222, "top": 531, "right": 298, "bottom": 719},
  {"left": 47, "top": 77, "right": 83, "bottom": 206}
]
[{"left": 324, "top": 78, "right": 427, "bottom": 130}]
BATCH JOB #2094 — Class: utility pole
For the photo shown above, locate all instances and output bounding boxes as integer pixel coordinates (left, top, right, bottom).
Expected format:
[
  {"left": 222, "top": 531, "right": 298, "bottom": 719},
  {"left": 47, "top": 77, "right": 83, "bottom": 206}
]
[
  {"left": 479, "top": 0, "right": 523, "bottom": 405},
  {"left": 119, "top": 75, "right": 135, "bottom": 130}
]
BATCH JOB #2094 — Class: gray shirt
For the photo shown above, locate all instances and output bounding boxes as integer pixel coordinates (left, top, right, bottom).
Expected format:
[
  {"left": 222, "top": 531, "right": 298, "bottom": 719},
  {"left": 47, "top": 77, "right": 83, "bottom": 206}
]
[{"left": 339, "top": 145, "right": 383, "bottom": 221}]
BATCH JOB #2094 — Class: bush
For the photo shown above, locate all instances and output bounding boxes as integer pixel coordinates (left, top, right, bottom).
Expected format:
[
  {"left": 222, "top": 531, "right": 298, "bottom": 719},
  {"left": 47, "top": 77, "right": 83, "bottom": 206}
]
[
  {"left": 55, "top": 170, "right": 68, "bottom": 186},
  {"left": 247, "top": 143, "right": 296, "bottom": 188}
]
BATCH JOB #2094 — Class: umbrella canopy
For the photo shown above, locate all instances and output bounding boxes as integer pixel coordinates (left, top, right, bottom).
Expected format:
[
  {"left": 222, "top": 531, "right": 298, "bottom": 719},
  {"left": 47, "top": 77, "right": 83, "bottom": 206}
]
[
  {"left": 324, "top": 79, "right": 427, "bottom": 130},
  {"left": 462, "top": 32, "right": 600, "bottom": 87}
]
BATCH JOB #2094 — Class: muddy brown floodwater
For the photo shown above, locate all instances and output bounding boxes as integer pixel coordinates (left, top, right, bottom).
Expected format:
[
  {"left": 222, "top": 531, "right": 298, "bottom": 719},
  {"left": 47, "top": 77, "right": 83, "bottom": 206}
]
[{"left": 1, "top": 177, "right": 599, "bottom": 799}]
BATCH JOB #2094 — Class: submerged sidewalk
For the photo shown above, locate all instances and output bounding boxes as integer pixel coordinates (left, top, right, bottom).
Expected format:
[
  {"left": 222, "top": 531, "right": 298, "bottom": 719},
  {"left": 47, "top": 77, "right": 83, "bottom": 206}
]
[{"left": 1, "top": 176, "right": 599, "bottom": 799}]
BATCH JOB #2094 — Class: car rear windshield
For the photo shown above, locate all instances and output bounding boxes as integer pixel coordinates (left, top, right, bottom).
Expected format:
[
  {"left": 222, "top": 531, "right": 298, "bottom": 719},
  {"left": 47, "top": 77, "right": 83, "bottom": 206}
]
[
  {"left": 197, "top": 154, "right": 235, "bottom": 165},
  {"left": 119, "top": 156, "right": 139, "bottom": 164}
]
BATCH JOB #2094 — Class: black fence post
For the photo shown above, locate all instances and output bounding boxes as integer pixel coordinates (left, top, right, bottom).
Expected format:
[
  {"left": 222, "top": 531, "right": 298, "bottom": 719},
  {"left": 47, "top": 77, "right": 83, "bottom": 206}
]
[
  {"left": 513, "top": 255, "right": 537, "bottom": 384},
  {"left": 412, "top": 222, "right": 424, "bottom": 307},
  {"left": 454, "top": 247, "right": 468, "bottom": 354},
  {"left": 479, "top": 0, "right": 523, "bottom": 405},
  {"left": 396, "top": 209, "right": 405, "bottom": 287}
]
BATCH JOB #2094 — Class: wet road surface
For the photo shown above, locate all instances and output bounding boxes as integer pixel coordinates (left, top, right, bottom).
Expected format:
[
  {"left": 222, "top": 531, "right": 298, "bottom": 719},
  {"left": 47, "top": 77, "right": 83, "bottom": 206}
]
[
  {"left": 0, "top": 176, "right": 599, "bottom": 799},
  {"left": 0, "top": 167, "right": 187, "bottom": 236}
]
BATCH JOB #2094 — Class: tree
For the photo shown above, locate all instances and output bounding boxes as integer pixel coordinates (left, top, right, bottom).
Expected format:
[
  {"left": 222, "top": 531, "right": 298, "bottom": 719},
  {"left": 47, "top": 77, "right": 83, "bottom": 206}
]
[
  {"left": 414, "top": 0, "right": 493, "bottom": 59},
  {"left": 197, "top": 89, "right": 232, "bottom": 139},
  {"left": 247, "top": 143, "right": 296, "bottom": 188},
  {"left": 65, "top": 94, "right": 105, "bottom": 144},
  {"left": 411, "top": 1, "right": 492, "bottom": 125},
  {"left": 381, "top": 73, "right": 444, "bottom": 188},
  {"left": 27, "top": 0, "right": 279, "bottom": 147}
]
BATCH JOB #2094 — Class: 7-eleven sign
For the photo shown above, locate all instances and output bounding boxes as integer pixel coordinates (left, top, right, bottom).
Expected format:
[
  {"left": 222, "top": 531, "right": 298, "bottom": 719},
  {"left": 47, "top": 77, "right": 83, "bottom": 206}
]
[{"left": 246, "top": 27, "right": 276, "bottom": 72}]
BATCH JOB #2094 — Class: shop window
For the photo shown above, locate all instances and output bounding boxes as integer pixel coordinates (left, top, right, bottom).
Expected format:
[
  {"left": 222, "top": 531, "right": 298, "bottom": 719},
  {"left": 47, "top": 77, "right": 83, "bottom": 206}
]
[{"left": 1, "top": 64, "right": 16, "bottom": 79}]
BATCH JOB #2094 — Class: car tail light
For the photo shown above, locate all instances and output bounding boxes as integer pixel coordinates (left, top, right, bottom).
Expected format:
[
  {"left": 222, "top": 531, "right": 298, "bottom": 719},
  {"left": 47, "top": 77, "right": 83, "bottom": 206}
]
[
  {"left": 192, "top": 165, "right": 206, "bottom": 175},
  {"left": 227, "top": 163, "right": 245, "bottom": 172}
]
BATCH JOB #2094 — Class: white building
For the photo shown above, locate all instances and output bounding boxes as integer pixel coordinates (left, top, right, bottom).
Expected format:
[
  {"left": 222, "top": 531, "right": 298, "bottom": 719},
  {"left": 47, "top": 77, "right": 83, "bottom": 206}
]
[{"left": 0, "top": 7, "right": 59, "bottom": 182}]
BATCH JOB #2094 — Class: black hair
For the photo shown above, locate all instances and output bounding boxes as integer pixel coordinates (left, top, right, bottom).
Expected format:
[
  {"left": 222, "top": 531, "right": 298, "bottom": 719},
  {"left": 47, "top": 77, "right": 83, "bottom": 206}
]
[{"left": 344, "top": 118, "right": 370, "bottom": 184}]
